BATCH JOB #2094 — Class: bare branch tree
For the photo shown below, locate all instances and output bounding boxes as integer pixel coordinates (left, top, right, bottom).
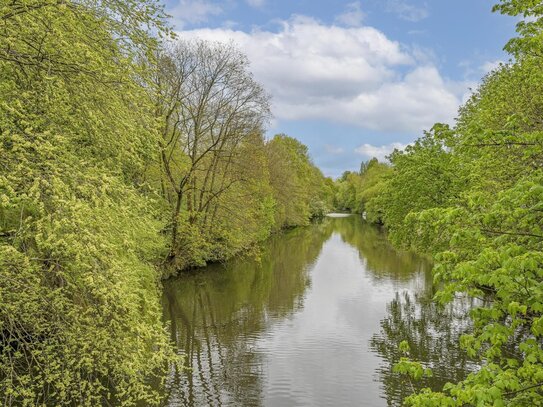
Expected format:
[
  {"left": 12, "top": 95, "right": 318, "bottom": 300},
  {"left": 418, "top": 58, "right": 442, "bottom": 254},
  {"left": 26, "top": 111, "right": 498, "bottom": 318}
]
[{"left": 154, "top": 39, "right": 271, "bottom": 259}]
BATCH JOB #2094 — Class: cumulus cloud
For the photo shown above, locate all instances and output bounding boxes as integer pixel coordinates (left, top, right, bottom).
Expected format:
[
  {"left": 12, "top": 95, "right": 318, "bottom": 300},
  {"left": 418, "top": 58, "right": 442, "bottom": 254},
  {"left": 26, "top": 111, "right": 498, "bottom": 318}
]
[
  {"left": 386, "top": 0, "right": 429, "bottom": 22},
  {"left": 355, "top": 142, "right": 408, "bottom": 161},
  {"left": 335, "top": 1, "right": 365, "bottom": 27},
  {"left": 176, "top": 15, "right": 466, "bottom": 133},
  {"left": 168, "top": 0, "right": 223, "bottom": 28}
]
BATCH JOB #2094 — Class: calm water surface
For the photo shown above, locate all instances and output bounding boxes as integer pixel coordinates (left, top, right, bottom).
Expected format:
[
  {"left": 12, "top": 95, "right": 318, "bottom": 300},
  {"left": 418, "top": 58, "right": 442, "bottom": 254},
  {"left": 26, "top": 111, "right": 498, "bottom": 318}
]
[{"left": 161, "top": 215, "right": 474, "bottom": 406}]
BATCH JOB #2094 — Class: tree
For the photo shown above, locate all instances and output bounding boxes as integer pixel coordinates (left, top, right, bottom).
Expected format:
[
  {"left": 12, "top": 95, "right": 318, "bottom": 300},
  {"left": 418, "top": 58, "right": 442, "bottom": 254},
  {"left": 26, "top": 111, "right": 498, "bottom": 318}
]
[
  {"left": 333, "top": 158, "right": 391, "bottom": 219},
  {"left": 377, "top": 125, "right": 461, "bottom": 248},
  {"left": 358, "top": 159, "right": 392, "bottom": 222},
  {"left": 266, "top": 134, "right": 332, "bottom": 228},
  {"left": 493, "top": 0, "right": 543, "bottom": 58},
  {"left": 365, "top": 2, "right": 543, "bottom": 404},
  {"left": 0, "top": 0, "right": 173, "bottom": 404},
  {"left": 153, "top": 40, "right": 273, "bottom": 270}
]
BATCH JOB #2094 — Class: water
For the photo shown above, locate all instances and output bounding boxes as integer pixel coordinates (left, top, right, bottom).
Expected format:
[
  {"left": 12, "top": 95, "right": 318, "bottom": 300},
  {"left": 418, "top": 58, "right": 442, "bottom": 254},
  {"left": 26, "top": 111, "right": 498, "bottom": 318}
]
[{"left": 160, "top": 215, "right": 474, "bottom": 406}]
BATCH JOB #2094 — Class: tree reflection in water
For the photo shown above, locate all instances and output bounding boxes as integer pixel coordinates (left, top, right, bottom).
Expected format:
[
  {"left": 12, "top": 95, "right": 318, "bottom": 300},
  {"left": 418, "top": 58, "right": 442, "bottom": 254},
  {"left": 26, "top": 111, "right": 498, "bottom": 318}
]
[
  {"left": 159, "top": 216, "right": 477, "bottom": 407},
  {"left": 332, "top": 216, "right": 477, "bottom": 406},
  {"left": 370, "top": 287, "right": 478, "bottom": 406},
  {"left": 161, "top": 223, "right": 333, "bottom": 406}
]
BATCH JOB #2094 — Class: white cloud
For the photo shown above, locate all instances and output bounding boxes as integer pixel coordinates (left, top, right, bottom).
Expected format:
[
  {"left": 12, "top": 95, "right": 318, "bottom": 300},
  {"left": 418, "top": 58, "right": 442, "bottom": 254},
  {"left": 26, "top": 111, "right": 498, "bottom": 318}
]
[
  {"left": 176, "top": 15, "right": 466, "bottom": 133},
  {"left": 386, "top": 0, "right": 429, "bottom": 22},
  {"left": 221, "top": 19, "right": 239, "bottom": 29},
  {"left": 246, "top": 0, "right": 265, "bottom": 8},
  {"left": 169, "top": 0, "right": 223, "bottom": 28},
  {"left": 355, "top": 142, "right": 408, "bottom": 161},
  {"left": 335, "top": 1, "right": 365, "bottom": 27}
]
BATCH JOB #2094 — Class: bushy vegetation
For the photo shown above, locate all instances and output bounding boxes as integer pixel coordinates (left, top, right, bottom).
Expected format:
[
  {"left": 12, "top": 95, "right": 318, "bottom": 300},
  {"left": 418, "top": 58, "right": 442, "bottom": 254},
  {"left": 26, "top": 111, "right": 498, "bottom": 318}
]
[
  {"left": 336, "top": 1, "right": 543, "bottom": 404},
  {"left": 0, "top": 1, "right": 332, "bottom": 404},
  {"left": 5, "top": 0, "right": 541, "bottom": 404},
  {"left": 0, "top": 0, "right": 176, "bottom": 405},
  {"left": 267, "top": 134, "right": 335, "bottom": 228}
]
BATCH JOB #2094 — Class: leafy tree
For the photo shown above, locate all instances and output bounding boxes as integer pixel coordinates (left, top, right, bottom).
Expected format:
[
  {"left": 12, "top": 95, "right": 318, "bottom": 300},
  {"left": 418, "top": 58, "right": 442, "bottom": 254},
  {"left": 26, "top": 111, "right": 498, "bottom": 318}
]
[
  {"left": 493, "top": 0, "right": 543, "bottom": 58},
  {"left": 378, "top": 125, "right": 462, "bottom": 248},
  {"left": 334, "top": 158, "right": 391, "bottom": 220},
  {"left": 266, "top": 134, "right": 332, "bottom": 228},
  {"left": 0, "top": 0, "right": 174, "bottom": 404},
  {"left": 358, "top": 159, "right": 392, "bottom": 222},
  {"left": 152, "top": 40, "right": 273, "bottom": 271},
  {"left": 335, "top": 171, "right": 360, "bottom": 212}
]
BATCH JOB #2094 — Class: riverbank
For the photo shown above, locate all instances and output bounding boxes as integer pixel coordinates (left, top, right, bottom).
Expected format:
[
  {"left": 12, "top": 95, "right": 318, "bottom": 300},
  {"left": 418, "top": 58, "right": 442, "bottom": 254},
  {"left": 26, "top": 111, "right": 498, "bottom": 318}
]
[{"left": 162, "top": 213, "right": 337, "bottom": 280}]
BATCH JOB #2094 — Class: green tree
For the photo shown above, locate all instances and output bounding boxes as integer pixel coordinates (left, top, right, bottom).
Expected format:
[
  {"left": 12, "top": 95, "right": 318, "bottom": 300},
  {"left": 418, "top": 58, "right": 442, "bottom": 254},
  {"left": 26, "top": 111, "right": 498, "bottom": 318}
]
[
  {"left": 152, "top": 40, "right": 274, "bottom": 272},
  {"left": 376, "top": 125, "right": 462, "bottom": 248},
  {"left": 266, "top": 134, "right": 332, "bottom": 228},
  {"left": 0, "top": 0, "right": 174, "bottom": 404},
  {"left": 369, "top": 2, "right": 543, "bottom": 405},
  {"left": 333, "top": 158, "right": 391, "bottom": 220}
]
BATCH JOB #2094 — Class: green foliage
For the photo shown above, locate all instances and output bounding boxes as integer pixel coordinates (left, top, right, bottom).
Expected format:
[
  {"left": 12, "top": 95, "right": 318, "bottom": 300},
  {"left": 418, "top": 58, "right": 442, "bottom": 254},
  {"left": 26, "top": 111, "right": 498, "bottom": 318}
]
[
  {"left": 493, "top": 0, "right": 543, "bottom": 58},
  {"left": 377, "top": 125, "right": 462, "bottom": 248},
  {"left": 335, "top": 171, "right": 360, "bottom": 212},
  {"left": 334, "top": 157, "right": 391, "bottom": 221},
  {"left": 0, "top": 0, "right": 174, "bottom": 404},
  {"left": 152, "top": 40, "right": 329, "bottom": 273},
  {"left": 266, "top": 134, "right": 333, "bottom": 229},
  {"left": 0, "top": 151, "right": 173, "bottom": 404}
]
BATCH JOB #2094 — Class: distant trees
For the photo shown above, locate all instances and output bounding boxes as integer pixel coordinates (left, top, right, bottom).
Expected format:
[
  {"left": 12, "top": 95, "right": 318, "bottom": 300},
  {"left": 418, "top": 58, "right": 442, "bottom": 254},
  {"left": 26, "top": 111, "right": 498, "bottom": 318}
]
[
  {"left": 334, "top": 157, "right": 391, "bottom": 221},
  {"left": 267, "top": 134, "right": 333, "bottom": 228}
]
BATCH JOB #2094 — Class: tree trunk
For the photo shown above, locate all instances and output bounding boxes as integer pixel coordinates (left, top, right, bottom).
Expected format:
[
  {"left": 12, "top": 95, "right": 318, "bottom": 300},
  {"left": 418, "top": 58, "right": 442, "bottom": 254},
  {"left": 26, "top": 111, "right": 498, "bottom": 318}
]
[{"left": 170, "top": 189, "right": 183, "bottom": 258}]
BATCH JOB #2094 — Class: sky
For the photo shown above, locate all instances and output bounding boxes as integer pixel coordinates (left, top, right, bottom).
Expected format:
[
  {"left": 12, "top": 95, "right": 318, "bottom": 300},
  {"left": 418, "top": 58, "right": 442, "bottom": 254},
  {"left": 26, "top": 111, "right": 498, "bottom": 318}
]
[{"left": 163, "top": 0, "right": 518, "bottom": 177}]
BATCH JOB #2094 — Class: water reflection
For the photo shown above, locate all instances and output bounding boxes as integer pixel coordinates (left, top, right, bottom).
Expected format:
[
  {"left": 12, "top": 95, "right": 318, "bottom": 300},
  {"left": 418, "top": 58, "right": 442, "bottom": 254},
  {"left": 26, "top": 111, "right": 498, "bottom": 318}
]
[
  {"left": 161, "top": 216, "right": 473, "bottom": 406},
  {"left": 370, "top": 291, "right": 476, "bottom": 406},
  {"left": 334, "top": 217, "right": 431, "bottom": 284},
  {"left": 162, "top": 224, "right": 333, "bottom": 406}
]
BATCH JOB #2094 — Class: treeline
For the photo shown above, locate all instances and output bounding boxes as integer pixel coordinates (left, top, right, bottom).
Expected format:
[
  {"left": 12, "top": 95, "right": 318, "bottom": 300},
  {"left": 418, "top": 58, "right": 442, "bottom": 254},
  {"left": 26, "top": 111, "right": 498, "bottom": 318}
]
[
  {"left": 334, "top": 158, "right": 391, "bottom": 222},
  {"left": 0, "top": 1, "right": 331, "bottom": 405},
  {"left": 152, "top": 40, "right": 333, "bottom": 272},
  {"left": 336, "top": 1, "right": 543, "bottom": 405}
]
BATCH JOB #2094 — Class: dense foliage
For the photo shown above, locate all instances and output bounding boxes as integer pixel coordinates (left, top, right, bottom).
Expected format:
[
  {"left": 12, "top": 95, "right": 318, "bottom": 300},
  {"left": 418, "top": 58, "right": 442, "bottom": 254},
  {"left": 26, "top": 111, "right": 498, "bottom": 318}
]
[
  {"left": 336, "top": 1, "right": 543, "bottom": 404},
  {"left": 267, "top": 134, "right": 335, "bottom": 228},
  {"left": 334, "top": 158, "right": 391, "bottom": 222},
  {"left": 0, "top": 0, "right": 176, "bottom": 405}
]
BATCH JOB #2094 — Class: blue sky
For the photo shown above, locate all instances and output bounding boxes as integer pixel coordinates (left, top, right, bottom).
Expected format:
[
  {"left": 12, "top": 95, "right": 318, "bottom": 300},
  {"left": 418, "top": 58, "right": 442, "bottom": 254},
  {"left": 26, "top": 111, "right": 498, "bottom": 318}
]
[{"left": 164, "top": 0, "right": 518, "bottom": 177}]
